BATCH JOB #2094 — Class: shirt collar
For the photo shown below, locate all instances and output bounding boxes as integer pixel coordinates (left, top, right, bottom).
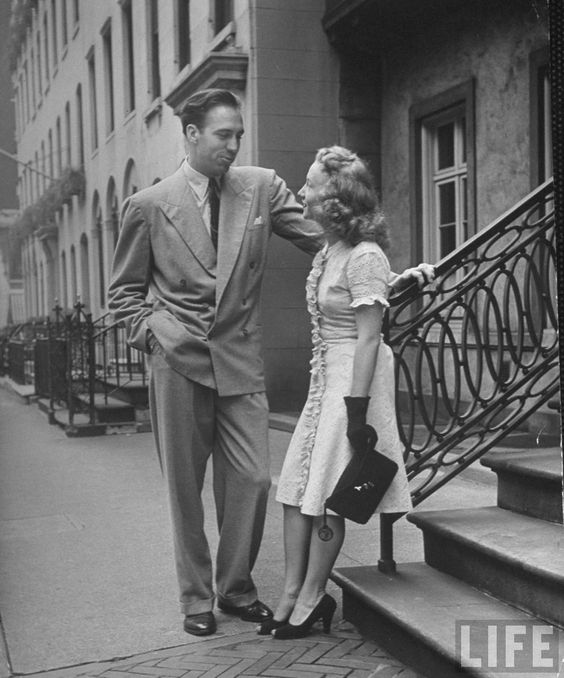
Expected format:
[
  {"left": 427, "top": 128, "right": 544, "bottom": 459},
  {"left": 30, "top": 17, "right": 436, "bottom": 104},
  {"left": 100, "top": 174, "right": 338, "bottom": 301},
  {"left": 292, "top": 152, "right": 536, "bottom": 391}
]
[{"left": 183, "top": 159, "right": 214, "bottom": 201}]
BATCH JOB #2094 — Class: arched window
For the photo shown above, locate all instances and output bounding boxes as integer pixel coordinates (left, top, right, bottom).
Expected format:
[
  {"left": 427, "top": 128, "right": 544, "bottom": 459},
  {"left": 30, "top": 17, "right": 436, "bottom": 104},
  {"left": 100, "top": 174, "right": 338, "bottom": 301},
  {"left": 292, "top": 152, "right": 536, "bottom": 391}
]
[
  {"left": 123, "top": 158, "right": 140, "bottom": 198},
  {"left": 80, "top": 234, "right": 90, "bottom": 309},
  {"left": 61, "top": 251, "right": 68, "bottom": 309},
  {"left": 95, "top": 208, "right": 105, "bottom": 308},
  {"left": 70, "top": 245, "right": 78, "bottom": 306}
]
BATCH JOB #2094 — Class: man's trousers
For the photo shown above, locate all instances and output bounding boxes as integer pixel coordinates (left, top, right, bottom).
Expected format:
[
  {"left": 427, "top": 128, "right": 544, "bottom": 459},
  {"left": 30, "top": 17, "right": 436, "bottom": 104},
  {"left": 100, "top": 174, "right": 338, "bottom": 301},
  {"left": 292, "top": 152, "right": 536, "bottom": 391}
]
[{"left": 148, "top": 351, "right": 271, "bottom": 616}]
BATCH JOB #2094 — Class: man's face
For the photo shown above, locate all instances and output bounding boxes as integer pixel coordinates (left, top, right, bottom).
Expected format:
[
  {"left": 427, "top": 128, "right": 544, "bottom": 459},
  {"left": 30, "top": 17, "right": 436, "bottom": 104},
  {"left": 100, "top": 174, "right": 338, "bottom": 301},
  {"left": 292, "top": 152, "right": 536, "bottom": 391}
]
[{"left": 185, "top": 105, "right": 244, "bottom": 178}]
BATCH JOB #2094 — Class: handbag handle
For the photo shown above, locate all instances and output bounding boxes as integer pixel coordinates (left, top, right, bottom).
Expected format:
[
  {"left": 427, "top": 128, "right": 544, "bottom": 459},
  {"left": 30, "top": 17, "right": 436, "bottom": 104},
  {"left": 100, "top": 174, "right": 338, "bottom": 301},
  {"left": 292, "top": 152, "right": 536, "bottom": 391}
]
[{"left": 363, "top": 424, "right": 378, "bottom": 452}]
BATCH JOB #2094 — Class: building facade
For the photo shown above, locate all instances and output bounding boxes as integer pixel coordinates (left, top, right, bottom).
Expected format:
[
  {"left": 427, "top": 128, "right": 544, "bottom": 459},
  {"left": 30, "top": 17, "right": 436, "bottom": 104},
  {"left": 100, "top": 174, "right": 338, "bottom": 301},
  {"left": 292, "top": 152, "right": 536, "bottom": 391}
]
[
  {"left": 8, "top": 0, "right": 551, "bottom": 412},
  {"left": 10, "top": 0, "right": 339, "bottom": 409}
]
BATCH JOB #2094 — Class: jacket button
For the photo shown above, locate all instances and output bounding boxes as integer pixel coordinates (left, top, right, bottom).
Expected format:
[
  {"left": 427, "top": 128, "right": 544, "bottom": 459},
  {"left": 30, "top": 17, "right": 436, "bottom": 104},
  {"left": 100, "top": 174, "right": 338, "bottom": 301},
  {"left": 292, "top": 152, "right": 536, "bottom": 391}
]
[
  {"left": 242, "top": 328, "right": 249, "bottom": 337},
  {"left": 249, "top": 262, "right": 255, "bottom": 269},
  {"left": 179, "top": 279, "right": 186, "bottom": 287}
]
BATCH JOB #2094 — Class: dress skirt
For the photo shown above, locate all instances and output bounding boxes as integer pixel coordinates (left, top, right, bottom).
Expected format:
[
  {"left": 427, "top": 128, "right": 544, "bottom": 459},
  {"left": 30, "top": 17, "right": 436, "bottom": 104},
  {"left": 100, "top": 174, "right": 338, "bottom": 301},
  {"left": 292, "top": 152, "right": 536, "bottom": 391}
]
[{"left": 276, "top": 337, "right": 412, "bottom": 517}]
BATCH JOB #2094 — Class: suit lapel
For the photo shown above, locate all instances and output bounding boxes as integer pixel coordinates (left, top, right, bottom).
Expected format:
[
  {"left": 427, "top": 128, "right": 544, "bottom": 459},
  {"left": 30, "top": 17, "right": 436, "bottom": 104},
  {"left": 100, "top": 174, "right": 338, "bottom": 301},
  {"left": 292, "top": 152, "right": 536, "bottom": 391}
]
[
  {"left": 159, "top": 165, "right": 217, "bottom": 271},
  {"left": 216, "top": 171, "right": 253, "bottom": 306}
]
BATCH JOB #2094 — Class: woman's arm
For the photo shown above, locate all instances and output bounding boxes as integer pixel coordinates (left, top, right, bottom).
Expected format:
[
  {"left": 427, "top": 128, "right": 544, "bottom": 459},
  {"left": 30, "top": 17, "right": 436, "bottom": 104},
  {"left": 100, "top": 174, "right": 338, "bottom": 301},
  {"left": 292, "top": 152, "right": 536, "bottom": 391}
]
[{"left": 349, "top": 302, "right": 384, "bottom": 397}]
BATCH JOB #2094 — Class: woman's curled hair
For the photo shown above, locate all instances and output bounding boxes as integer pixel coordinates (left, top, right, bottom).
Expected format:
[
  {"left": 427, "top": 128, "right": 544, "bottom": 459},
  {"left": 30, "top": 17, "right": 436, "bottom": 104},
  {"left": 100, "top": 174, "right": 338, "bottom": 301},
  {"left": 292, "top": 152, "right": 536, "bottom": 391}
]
[{"left": 313, "top": 146, "right": 389, "bottom": 250}]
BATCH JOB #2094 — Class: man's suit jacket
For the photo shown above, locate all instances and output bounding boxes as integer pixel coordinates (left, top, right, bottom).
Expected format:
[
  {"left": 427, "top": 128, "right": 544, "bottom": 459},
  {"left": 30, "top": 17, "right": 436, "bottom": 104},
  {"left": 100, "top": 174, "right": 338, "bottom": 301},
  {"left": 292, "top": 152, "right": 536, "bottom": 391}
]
[{"left": 108, "top": 162, "right": 323, "bottom": 396}]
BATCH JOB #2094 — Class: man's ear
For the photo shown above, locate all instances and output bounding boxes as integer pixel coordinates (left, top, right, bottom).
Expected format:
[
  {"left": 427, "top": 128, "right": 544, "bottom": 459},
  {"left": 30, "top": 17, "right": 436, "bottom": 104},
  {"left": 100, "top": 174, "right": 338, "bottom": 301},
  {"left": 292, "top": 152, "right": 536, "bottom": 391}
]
[{"left": 185, "top": 123, "right": 199, "bottom": 144}]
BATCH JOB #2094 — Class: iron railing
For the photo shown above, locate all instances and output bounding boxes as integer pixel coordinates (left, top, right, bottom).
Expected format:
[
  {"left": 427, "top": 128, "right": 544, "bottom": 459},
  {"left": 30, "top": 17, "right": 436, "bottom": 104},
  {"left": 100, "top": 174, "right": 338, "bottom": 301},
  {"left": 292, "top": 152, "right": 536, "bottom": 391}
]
[
  {"left": 3, "top": 319, "right": 49, "bottom": 386},
  {"left": 30, "top": 303, "right": 148, "bottom": 429},
  {"left": 378, "top": 178, "right": 558, "bottom": 571}
]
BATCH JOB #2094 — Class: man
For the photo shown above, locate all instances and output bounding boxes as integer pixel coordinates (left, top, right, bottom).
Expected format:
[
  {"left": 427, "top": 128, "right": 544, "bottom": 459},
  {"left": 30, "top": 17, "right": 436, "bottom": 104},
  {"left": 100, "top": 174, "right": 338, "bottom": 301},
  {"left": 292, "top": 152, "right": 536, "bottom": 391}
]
[{"left": 108, "top": 89, "right": 323, "bottom": 636}]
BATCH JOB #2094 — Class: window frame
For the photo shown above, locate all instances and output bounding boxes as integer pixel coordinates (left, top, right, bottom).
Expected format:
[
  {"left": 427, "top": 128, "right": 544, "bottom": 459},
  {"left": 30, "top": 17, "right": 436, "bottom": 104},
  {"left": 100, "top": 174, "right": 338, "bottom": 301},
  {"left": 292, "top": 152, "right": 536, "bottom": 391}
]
[
  {"left": 176, "top": 0, "right": 191, "bottom": 72},
  {"left": 101, "top": 19, "right": 115, "bottom": 135},
  {"left": 529, "top": 46, "right": 551, "bottom": 188},
  {"left": 121, "top": 0, "right": 136, "bottom": 115},
  {"left": 409, "top": 80, "right": 476, "bottom": 265},
  {"left": 86, "top": 48, "right": 99, "bottom": 151},
  {"left": 146, "top": 0, "right": 161, "bottom": 102}
]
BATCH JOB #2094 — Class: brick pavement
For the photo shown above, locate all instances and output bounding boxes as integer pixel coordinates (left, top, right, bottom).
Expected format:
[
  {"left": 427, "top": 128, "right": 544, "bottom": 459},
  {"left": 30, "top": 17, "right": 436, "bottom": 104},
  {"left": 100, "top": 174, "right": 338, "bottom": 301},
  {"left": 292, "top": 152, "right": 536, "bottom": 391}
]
[{"left": 27, "top": 623, "right": 423, "bottom": 678}]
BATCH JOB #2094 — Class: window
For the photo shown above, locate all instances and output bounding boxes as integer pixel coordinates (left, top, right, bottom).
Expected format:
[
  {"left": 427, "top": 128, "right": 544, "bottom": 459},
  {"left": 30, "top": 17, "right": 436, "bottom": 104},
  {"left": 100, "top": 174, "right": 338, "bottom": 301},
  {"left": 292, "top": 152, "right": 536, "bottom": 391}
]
[
  {"left": 122, "top": 1, "right": 136, "bottom": 114},
  {"left": 147, "top": 0, "right": 161, "bottom": 100},
  {"left": 87, "top": 50, "right": 99, "bottom": 150},
  {"left": 43, "top": 14, "right": 50, "bottom": 84},
  {"left": 41, "top": 141, "right": 46, "bottom": 192},
  {"left": 30, "top": 47, "right": 37, "bottom": 111},
  {"left": 17, "top": 77, "right": 24, "bottom": 130},
  {"left": 95, "top": 210, "right": 105, "bottom": 307},
  {"left": 61, "top": 0, "right": 68, "bottom": 47},
  {"left": 56, "top": 117, "right": 62, "bottom": 175},
  {"left": 34, "top": 151, "right": 40, "bottom": 199},
  {"left": 51, "top": 0, "right": 58, "bottom": 68},
  {"left": 36, "top": 33, "right": 43, "bottom": 95},
  {"left": 422, "top": 111, "right": 467, "bottom": 260},
  {"left": 102, "top": 21, "right": 115, "bottom": 134},
  {"left": 48, "top": 130, "right": 54, "bottom": 184},
  {"left": 213, "top": 0, "right": 233, "bottom": 35},
  {"left": 65, "top": 102, "right": 71, "bottom": 166},
  {"left": 61, "top": 251, "right": 68, "bottom": 308},
  {"left": 530, "top": 48, "right": 552, "bottom": 187},
  {"left": 76, "top": 84, "right": 85, "bottom": 165},
  {"left": 410, "top": 81, "right": 475, "bottom": 264},
  {"left": 70, "top": 245, "right": 77, "bottom": 303},
  {"left": 177, "top": 0, "right": 190, "bottom": 70},
  {"left": 80, "top": 234, "right": 90, "bottom": 308},
  {"left": 23, "top": 62, "right": 30, "bottom": 122}
]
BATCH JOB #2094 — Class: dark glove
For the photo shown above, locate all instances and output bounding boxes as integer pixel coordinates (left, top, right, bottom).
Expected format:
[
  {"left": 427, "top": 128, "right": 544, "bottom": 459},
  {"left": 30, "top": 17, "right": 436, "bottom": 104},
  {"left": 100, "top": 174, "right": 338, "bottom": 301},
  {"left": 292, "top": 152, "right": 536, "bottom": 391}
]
[{"left": 344, "top": 396, "right": 377, "bottom": 453}]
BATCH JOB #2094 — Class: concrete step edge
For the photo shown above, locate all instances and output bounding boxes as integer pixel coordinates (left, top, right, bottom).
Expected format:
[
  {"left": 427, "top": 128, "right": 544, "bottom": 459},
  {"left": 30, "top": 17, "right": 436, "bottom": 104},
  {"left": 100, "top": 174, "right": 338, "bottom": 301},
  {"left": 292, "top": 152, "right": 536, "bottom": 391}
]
[
  {"left": 332, "top": 562, "right": 564, "bottom": 678},
  {"left": 408, "top": 506, "right": 564, "bottom": 585},
  {"left": 481, "top": 449, "right": 563, "bottom": 483}
]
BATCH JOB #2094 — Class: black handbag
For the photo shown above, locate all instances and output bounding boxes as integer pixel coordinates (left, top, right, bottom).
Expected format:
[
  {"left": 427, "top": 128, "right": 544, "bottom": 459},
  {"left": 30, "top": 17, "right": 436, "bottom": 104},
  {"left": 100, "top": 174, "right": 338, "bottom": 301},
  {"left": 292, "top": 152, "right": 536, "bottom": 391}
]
[{"left": 318, "top": 425, "right": 398, "bottom": 540}]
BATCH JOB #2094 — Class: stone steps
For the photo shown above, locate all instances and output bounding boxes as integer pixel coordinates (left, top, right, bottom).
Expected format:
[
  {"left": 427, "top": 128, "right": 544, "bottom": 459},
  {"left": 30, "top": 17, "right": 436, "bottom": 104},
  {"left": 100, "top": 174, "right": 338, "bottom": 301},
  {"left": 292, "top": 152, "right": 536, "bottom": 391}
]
[
  {"left": 481, "top": 448, "right": 563, "bottom": 523},
  {"left": 408, "top": 506, "right": 564, "bottom": 628},
  {"left": 333, "top": 447, "right": 564, "bottom": 677},
  {"left": 333, "top": 562, "right": 564, "bottom": 678}
]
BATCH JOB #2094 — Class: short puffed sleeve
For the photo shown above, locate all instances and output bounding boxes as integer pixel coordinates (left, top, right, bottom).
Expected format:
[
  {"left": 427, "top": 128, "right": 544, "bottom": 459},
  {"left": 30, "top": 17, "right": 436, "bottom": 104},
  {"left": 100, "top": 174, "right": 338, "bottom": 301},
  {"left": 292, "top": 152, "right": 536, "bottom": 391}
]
[{"left": 345, "top": 242, "right": 392, "bottom": 308}]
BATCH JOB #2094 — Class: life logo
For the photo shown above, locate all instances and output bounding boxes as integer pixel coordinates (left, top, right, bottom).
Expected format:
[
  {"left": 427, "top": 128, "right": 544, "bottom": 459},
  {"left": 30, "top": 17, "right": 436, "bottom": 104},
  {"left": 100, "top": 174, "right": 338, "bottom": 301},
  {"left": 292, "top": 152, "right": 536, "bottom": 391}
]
[{"left": 456, "top": 620, "right": 563, "bottom": 673}]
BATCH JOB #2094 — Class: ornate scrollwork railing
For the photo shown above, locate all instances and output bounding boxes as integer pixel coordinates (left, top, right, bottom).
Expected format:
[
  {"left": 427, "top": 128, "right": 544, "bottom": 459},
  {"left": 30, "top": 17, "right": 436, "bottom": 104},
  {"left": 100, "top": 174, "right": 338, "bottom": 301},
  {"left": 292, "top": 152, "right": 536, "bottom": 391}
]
[{"left": 378, "top": 179, "right": 558, "bottom": 570}]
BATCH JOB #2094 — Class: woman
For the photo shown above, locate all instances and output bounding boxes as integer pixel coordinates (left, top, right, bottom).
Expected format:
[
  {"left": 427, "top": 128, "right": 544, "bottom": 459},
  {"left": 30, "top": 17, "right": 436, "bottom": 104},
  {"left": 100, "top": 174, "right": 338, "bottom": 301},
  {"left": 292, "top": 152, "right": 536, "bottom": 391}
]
[{"left": 261, "top": 146, "right": 432, "bottom": 640}]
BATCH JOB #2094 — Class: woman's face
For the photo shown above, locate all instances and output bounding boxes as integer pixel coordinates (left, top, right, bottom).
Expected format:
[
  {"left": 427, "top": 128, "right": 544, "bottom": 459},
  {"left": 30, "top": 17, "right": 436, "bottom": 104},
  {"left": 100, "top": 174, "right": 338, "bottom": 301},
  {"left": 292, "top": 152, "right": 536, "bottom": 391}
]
[{"left": 298, "top": 161, "right": 327, "bottom": 219}]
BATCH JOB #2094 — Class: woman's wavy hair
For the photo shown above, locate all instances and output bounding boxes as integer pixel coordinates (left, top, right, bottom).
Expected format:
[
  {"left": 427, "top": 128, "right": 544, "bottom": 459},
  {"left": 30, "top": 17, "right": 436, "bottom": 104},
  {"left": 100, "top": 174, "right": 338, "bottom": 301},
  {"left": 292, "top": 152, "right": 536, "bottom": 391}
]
[{"left": 312, "top": 146, "right": 389, "bottom": 250}]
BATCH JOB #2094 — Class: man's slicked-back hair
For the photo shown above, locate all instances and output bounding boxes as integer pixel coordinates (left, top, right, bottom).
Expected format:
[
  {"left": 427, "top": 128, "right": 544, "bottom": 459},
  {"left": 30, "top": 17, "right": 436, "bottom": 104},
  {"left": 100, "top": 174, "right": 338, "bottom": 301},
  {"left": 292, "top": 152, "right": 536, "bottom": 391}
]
[{"left": 180, "top": 89, "right": 242, "bottom": 136}]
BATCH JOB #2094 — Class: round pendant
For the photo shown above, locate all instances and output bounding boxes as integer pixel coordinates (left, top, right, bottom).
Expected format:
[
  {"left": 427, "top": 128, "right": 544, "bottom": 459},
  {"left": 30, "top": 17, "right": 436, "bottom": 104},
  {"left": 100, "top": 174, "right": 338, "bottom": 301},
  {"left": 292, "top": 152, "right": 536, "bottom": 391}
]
[{"left": 318, "top": 525, "right": 334, "bottom": 541}]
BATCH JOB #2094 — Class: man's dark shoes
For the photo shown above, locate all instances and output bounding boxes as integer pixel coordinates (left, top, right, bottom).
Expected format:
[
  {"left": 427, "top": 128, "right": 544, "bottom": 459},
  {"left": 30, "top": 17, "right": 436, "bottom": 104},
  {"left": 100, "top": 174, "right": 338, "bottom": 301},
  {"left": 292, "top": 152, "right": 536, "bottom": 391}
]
[
  {"left": 218, "top": 599, "right": 273, "bottom": 623},
  {"left": 183, "top": 611, "right": 216, "bottom": 636}
]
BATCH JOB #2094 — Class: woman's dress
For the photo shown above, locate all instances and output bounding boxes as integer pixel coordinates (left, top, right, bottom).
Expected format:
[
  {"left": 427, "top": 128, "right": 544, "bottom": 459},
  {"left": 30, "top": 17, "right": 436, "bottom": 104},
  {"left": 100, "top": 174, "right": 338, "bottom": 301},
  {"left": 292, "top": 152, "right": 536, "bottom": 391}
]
[{"left": 276, "top": 239, "right": 412, "bottom": 517}]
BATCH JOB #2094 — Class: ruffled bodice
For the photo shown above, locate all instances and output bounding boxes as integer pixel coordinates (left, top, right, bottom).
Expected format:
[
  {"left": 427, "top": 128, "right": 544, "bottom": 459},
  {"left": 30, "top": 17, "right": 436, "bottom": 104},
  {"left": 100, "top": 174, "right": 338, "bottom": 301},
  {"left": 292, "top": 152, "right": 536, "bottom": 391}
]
[
  {"left": 276, "top": 238, "right": 412, "bottom": 516},
  {"left": 309, "top": 240, "right": 393, "bottom": 344}
]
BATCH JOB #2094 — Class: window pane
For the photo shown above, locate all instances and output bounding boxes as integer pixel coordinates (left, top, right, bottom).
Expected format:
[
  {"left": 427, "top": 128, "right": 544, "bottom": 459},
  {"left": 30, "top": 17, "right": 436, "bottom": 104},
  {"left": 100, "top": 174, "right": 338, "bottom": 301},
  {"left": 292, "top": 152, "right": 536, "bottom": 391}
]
[
  {"left": 438, "top": 182, "right": 455, "bottom": 224},
  {"left": 437, "top": 122, "right": 454, "bottom": 169},
  {"left": 440, "top": 224, "right": 456, "bottom": 256},
  {"left": 462, "top": 177, "right": 468, "bottom": 240},
  {"left": 460, "top": 117, "right": 466, "bottom": 163}
]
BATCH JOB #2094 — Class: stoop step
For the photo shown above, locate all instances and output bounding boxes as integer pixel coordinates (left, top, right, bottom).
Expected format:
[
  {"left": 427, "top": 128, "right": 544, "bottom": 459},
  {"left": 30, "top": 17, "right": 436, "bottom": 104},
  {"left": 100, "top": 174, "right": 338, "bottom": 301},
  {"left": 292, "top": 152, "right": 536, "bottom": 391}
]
[
  {"left": 481, "top": 449, "right": 563, "bottom": 523},
  {"left": 332, "top": 562, "right": 564, "bottom": 678},
  {"left": 408, "top": 507, "right": 564, "bottom": 627}
]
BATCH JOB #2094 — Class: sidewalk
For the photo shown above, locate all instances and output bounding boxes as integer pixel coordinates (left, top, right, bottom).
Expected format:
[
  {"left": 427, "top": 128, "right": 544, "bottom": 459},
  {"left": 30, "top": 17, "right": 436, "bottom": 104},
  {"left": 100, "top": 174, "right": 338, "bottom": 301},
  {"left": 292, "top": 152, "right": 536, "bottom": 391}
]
[{"left": 0, "top": 385, "right": 498, "bottom": 678}]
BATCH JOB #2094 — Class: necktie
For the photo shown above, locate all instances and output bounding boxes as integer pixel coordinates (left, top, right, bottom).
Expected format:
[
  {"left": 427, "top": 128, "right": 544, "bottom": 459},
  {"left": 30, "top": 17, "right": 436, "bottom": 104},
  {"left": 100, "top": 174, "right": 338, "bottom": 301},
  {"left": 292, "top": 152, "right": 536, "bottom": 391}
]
[{"left": 208, "top": 179, "right": 220, "bottom": 250}]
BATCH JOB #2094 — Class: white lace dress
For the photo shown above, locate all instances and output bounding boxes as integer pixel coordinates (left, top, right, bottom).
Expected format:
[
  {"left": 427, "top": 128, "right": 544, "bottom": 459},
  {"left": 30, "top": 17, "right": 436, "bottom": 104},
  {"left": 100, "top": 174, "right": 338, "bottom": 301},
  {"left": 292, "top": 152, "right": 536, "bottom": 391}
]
[{"left": 276, "top": 240, "right": 412, "bottom": 517}]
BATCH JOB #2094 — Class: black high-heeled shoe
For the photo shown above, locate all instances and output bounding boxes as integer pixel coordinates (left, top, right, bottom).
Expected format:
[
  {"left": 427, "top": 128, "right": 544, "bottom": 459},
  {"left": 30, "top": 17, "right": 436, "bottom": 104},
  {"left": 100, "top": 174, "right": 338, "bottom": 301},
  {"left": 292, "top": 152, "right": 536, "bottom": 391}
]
[
  {"left": 271, "top": 594, "right": 336, "bottom": 639},
  {"left": 257, "top": 617, "right": 289, "bottom": 635}
]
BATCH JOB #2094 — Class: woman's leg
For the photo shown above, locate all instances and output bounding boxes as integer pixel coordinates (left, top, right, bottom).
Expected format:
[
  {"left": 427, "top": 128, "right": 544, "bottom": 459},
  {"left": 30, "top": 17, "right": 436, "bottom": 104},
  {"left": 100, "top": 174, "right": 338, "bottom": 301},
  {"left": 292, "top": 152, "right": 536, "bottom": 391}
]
[
  {"left": 272, "top": 504, "right": 312, "bottom": 621},
  {"left": 288, "top": 514, "right": 345, "bottom": 625}
]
